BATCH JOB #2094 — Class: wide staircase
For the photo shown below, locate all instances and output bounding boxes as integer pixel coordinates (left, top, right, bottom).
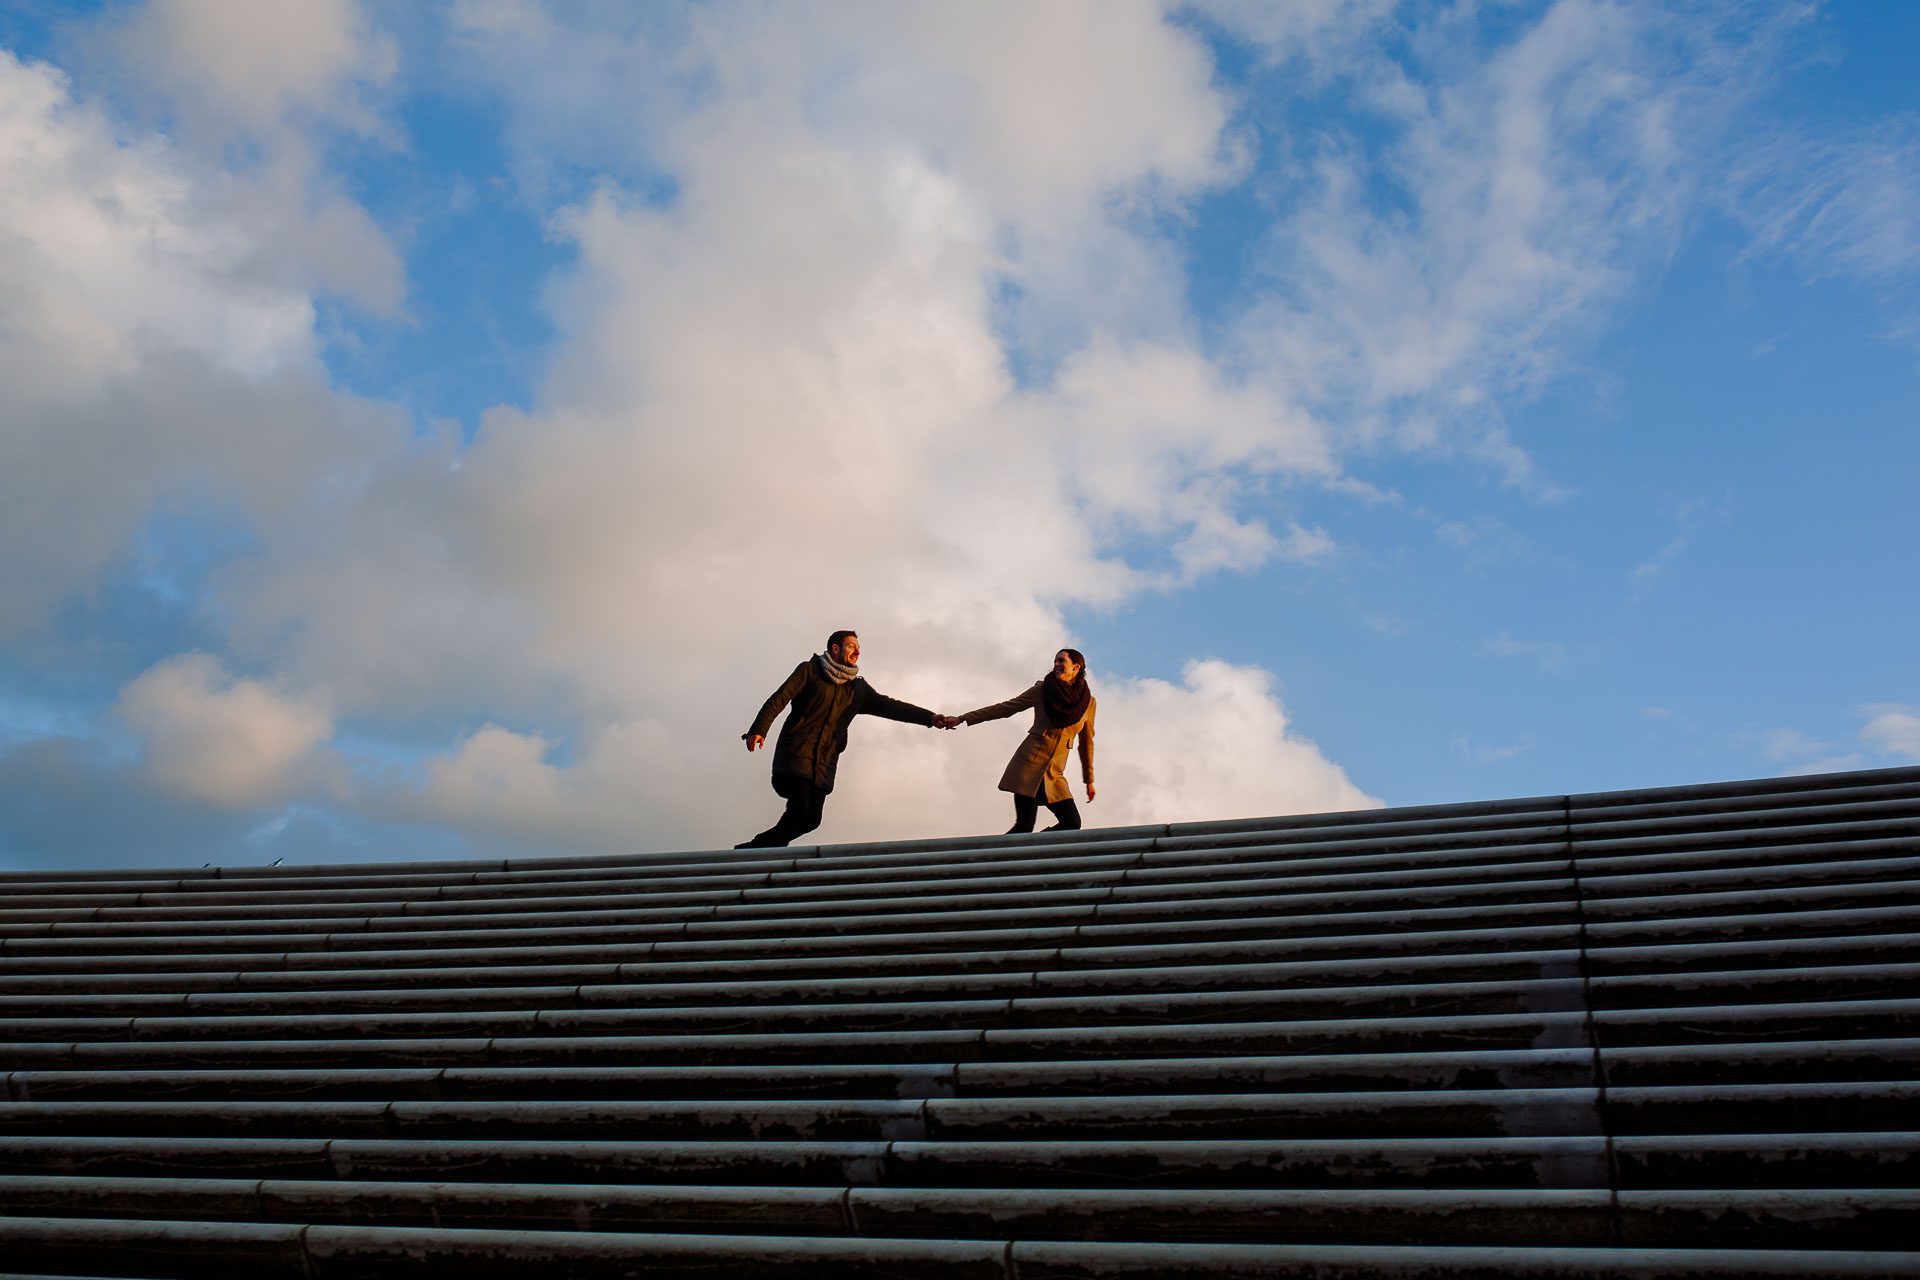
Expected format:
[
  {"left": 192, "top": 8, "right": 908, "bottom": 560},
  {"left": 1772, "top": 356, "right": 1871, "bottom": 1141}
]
[{"left": 1, "top": 766, "right": 1917, "bottom": 1278}]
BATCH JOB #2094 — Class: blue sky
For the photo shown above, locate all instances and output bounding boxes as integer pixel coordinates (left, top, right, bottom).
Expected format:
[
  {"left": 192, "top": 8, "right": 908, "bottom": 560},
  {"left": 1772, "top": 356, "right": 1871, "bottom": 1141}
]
[{"left": 0, "top": 0, "right": 1914, "bottom": 870}]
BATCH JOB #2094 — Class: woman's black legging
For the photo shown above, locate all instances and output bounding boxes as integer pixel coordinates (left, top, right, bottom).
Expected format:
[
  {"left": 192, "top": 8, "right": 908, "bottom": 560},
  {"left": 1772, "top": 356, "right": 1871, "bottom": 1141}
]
[{"left": 1010, "top": 784, "right": 1081, "bottom": 834}]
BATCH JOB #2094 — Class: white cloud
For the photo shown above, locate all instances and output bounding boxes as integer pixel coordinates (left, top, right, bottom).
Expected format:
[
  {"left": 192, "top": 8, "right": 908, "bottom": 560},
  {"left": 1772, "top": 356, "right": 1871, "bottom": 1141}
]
[
  {"left": 1860, "top": 704, "right": 1920, "bottom": 762},
  {"left": 1630, "top": 533, "right": 1691, "bottom": 591},
  {"left": 0, "top": 50, "right": 412, "bottom": 639},
  {"left": 1485, "top": 632, "right": 1571, "bottom": 669},
  {"left": 14, "top": 0, "right": 1897, "bottom": 868},
  {"left": 84, "top": 4, "right": 1852, "bottom": 861},
  {"left": 295, "top": 96, "right": 1362, "bottom": 844},
  {"left": 389, "top": 722, "right": 691, "bottom": 853},
  {"left": 2, "top": 3, "right": 1364, "bottom": 853},
  {"left": 1631, "top": 494, "right": 1732, "bottom": 593},
  {"left": 449, "top": 0, "right": 1229, "bottom": 361},
  {"left": 1278, "top": 521, "right": 1338, "bottom": 564},
  {"left": 1194, "top": 0, "right": 1398, "bottom": 72},
  {"left": 1017, "top": 338, "right": 1336, "bottom": 589},
  {"left": 1741, "top": 704, "right": 1920, "bottom": 779},
  {"left": 1777, "top": 755, "right": 1869, "bottom": 777},
  {"left": 1093, "top": 660, "right": 1375, "bottom": 823},
  {"left": 1227, "top": 1, "right": 1794, "bottom": 490},
  {"left": 84, "top": 0, "right": 405, "bottom": 316},
  {"left": 201, "top": 150, "right": 406, "bottom": 316},
  {"left": 1757, "top": 726, "right": 1833, "bottom": 763},
  {"left": 1735, "top": 118, "right": 1920, "bottom": 285},
  {"left": 453, "top": 1, "right": 1229, "bottom": 225},
  {"left": 11, "top": 1, "right": 1871, "bottom": 866},
  {"left": 0, "top": 52, "right": 317, "bottom": 385},
  {"left": 1449, "top": 734, "right": 1532, "bottom": 766},
  {"left": 1435, "top": 516, "right": 1538, "bottom": 572},
  {"left": 101, "top": 0, "right": 396, "bottom": 138},
  {"left": 1744, "top": 725, "right": 1864, "bottom": 777},
  {"left": 820, "top": 2, "right": 1230, "bottom": 226},
  {"left": 118, "top": 653, "right": 338, "bottom": 809},
  {"left": 222, "top": 2, "right": 1332, "bottom": 744}
]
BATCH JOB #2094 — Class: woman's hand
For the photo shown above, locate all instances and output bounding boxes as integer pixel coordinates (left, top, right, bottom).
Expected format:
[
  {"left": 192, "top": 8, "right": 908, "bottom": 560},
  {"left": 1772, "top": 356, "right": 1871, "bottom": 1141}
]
[{"left": 1086, "top": 782, "right": 1097, "bottom": 802}]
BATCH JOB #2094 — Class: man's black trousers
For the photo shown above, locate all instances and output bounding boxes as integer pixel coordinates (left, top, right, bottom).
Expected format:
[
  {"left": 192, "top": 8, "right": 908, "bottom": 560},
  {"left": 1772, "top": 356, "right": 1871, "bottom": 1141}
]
[{"left": 742, "top": 772, "right": 829, "bottom": 848}]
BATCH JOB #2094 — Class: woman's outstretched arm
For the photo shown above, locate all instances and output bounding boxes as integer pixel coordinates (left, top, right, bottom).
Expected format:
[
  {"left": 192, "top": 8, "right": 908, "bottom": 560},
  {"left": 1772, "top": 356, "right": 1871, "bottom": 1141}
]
[{"left": 960, "top": 680, "right": 1042, "bottom": 726}]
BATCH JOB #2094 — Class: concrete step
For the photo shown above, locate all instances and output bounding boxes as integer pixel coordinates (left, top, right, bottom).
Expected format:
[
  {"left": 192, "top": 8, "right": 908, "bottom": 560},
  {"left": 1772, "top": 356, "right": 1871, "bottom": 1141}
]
[
  {"left": 0, "top": 901, "right": 1592, "bottom": 964},
  {"left": 0, "top": 940, "right": 1583, "bottom": 1002},
  {"left": 5, "top": 1215, "right": 1920, "bottom": 1277},
  {"left": 2, "top": 1082, "right": 1913, "bottom": 1144},
  {"left": 8, "top": 830, "right": 1915, "bottom": 938},
  {"left": 1, "top": 760, "right": 1907, "bottom": 887},
  {"left": 11, "top": 1039, "right": 1917, "bottom": 1104},
  {"left": 0, "top": 800, "right": 1904, "bottom": 907},
  {"left": 2, "top": 955, "right": 1910, "bottom": 1023},
  {"left": 4, "top": 777, "right": 1909, "bottom": 909},
  {"left": 0, "top": 843, "right": 1583, "bottom": 920},
  {"left": 2, "top": 872, "right": 1597, "bottom": 944},
  {"left": 6, "top": 877, "right": 1912, "bottom": 970},
  {"left": 0, "top": 1089, "right": 1616, "bottom": 1141},
  {"left": 3, "top": 1132, "right": 1917, "bottom": 1191},
  {"left": 3, "top": 1048, "right": 1596, "bottom": 1103},
  {"left": 5, "top": 928, "right": 1915, "bottom": 1004},
  {"left": 30, "top": 807, "right": 1903, "bottom": 926},
  {"left": 9, "top": 997, "right": 1917, "bottom": 1071},
  {"left": 4, "top": 1176, "right": 1918, "bottom": 1251},
  {"left": 0, "top": 972, "right": 1603, "bottom": 1036}
]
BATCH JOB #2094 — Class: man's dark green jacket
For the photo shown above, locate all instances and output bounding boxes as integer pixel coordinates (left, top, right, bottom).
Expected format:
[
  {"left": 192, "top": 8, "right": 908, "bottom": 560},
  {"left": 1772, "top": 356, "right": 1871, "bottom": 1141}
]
[{"left": 745, "top": 656, "right": 936, "bottom": 791}]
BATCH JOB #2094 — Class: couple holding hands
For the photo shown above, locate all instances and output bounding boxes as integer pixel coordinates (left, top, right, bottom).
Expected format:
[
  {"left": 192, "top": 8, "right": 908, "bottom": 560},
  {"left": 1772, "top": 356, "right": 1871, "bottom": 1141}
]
[{"left": 737, "top": 629, "right": 1096, "bottom": 849}]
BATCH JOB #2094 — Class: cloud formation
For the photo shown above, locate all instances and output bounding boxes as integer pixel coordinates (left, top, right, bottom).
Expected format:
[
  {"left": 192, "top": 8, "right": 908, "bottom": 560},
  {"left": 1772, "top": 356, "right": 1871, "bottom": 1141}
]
[
  {"left": 102, "top": 0, "right": 394, "bottom": 136},
  {"left": 0, "top": 5, "right": 1380, "bottom": 864},
  {"left": 1226, "top": 1, "right": 1815, "bottom": 491},
  {"left": 93, "top": 0, "right": 405, "bottom": 314},
  {"left": 1736, "top": 119, "right": 1920, "bottom": 284},
  {"left": 8, "top": 2, "right": 1904, "bottom": 868},
  {"left": 118, "top": 654, "right": 338, "bottom": 809},
  {"left": 1860, "top": 705, "right": 1920, "bottom": 763},
  {"left": 0, "top": 48, "right": 408, "bottom": 643}
]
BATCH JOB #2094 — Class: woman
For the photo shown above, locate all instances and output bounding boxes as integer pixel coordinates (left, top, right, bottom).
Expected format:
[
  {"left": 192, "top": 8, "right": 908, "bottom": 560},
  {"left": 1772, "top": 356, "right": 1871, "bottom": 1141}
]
[{"left": 959, "top": 648, "right": 1096, "bottom": 834}]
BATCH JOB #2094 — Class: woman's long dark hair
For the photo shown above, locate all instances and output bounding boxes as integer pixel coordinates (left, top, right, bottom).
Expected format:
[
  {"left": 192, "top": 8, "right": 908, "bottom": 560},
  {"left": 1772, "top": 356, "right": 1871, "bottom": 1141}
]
[{"left": 1042, "top": 648, "right": 1090, "bottom": 726}]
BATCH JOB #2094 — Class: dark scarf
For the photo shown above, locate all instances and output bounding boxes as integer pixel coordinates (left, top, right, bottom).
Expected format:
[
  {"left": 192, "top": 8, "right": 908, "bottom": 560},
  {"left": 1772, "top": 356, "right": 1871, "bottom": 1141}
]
[{"left": 1042, "top": 666, "right": 1090, "bottom": 727}]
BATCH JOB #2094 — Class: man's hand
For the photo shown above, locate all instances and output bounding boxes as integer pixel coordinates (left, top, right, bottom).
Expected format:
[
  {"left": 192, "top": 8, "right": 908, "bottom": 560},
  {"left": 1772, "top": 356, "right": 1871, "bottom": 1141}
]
[
  {"left": 933, "top": 714, "right": 961, "bottom": 729},
  {"left": 745, "top": 734, "right": 765, "bottom": 752},
  {"left": 1086, "top": 782, "right": 1097, "bottom": 802}
]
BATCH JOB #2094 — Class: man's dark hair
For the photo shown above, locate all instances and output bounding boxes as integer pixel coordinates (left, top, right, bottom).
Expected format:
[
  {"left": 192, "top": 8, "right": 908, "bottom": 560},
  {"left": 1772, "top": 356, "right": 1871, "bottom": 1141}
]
[{"left": 826, "top": 630, "right": 858, "bottom": 655}]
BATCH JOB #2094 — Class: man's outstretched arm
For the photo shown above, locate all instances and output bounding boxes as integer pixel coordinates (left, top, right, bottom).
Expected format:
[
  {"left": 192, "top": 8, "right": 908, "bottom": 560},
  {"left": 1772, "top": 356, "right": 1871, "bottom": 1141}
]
[{"left": 861, "top": 690, "right": 938, "bottom": 728}]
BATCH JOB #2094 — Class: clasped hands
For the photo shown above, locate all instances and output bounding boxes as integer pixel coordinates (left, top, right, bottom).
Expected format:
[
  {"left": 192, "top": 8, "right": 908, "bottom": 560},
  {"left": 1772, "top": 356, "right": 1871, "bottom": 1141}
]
[{"left": 932, "top": 714, "right": 965, "bottom": 730}]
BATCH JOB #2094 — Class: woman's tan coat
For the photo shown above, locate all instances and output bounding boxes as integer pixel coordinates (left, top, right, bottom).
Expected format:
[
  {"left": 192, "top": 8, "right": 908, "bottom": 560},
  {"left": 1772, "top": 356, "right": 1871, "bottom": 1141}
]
[{"left": 962, "top": 681, "right": 1095, "bottom": 804}]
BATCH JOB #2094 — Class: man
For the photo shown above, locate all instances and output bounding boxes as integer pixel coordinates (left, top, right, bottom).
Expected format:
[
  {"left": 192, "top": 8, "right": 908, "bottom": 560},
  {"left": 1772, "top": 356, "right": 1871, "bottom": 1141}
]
[{"left": 737, "top": 630, "right": 952, "bottom": 848}]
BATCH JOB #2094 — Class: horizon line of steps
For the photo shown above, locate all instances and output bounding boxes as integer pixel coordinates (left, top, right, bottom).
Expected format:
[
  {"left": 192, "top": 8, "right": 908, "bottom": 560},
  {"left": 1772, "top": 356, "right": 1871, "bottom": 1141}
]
[{"left": 2, "top": 764, "right": 1918, "bottom": 1277}]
